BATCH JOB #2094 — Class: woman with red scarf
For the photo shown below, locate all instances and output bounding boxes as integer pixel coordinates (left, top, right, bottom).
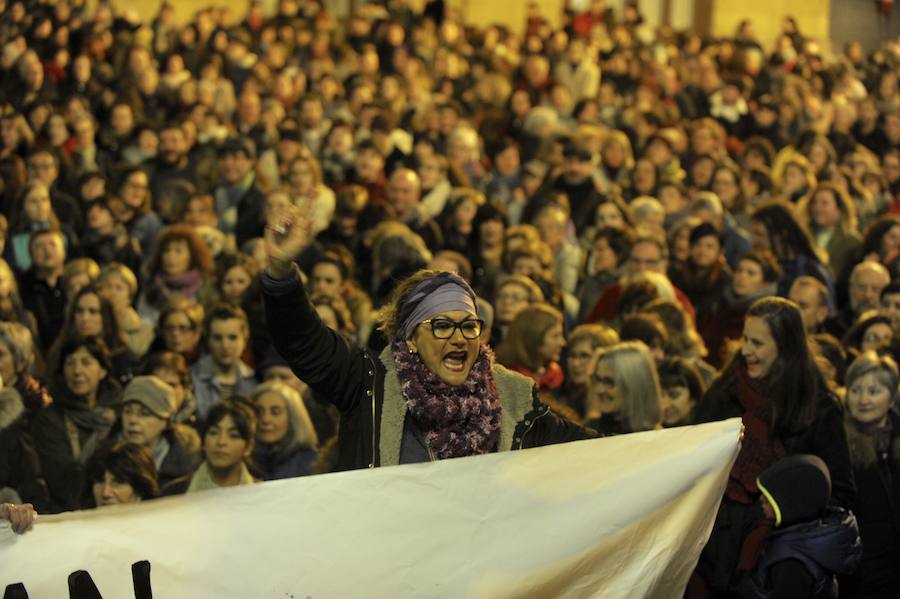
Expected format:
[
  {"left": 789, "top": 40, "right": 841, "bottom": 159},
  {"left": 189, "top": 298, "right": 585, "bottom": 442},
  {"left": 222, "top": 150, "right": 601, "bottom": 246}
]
[
  {"left": 495, "top": 303, "right": 566, "bottom": 396},
  {"left": 688, "top": 297, "right": 854, "bottom": 598}
]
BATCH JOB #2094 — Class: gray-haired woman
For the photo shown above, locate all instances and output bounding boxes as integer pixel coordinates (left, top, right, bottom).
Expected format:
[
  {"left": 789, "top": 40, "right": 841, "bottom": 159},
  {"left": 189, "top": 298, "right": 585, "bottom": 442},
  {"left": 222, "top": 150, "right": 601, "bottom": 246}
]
[
  {"left": 262, "top": 206, "right": 593, "bottom": 471},
  {"left": 250, "top": 380, "right": 319, "bottom": 480}
]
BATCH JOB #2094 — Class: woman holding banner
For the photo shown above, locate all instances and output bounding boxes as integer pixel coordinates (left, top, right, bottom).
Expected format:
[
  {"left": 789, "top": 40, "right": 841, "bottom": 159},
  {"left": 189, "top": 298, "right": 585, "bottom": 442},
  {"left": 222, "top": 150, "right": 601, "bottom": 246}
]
[{"left": 261, "top": 205, "right": 593, "bottom": 470}]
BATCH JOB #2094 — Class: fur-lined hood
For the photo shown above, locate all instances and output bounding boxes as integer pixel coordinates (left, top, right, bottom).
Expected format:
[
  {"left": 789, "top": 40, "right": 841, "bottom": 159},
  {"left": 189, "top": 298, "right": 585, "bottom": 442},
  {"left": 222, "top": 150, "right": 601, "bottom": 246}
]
[
  {"left": 843, "top": 415, "right": 900, "bottom": 470},
  {"left": 0, "top": 387, "right": 25, "bottom": 430}
]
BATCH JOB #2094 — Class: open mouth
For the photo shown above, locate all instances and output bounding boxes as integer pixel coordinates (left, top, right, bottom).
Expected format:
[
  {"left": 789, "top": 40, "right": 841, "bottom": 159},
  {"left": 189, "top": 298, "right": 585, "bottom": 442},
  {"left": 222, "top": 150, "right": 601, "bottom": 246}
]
[{"left": 442, "top": 350, "right": 468, "bottom": 372}]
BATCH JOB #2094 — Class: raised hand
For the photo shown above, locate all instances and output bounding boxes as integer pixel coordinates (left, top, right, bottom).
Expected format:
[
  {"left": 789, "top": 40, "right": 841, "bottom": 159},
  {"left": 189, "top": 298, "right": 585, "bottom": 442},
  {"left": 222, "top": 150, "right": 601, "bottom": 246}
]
[{"left": 264, "top": 203, "right": 312, "bottom": 279}]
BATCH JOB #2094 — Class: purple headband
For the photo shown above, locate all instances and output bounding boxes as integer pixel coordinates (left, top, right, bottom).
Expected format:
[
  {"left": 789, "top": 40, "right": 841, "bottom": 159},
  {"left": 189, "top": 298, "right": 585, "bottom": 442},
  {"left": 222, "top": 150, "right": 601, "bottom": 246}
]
[{"left": 398, "top": 275, "right": 478, "bottom": 340}]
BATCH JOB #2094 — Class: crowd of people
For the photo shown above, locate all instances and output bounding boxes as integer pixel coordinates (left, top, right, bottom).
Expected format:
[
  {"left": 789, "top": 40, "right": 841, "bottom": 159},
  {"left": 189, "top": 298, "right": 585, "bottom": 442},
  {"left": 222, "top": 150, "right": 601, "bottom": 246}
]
[{"left": 1, "top": 0, "right": 899, "bottom": 596}]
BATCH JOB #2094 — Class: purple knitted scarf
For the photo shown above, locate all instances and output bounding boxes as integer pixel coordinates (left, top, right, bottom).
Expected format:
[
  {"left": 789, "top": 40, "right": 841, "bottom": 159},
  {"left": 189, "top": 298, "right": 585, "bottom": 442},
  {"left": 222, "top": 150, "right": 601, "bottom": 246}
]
[{"left": 391, "top": 338, "right": 501, "bottom": 459}]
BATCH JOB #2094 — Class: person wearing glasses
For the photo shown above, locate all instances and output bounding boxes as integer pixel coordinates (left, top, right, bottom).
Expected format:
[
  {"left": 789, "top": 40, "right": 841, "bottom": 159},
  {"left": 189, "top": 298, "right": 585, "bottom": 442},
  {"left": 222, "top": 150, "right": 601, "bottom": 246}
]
[{"left": 261, "top": 205, "right": 592, "bottom": 471}]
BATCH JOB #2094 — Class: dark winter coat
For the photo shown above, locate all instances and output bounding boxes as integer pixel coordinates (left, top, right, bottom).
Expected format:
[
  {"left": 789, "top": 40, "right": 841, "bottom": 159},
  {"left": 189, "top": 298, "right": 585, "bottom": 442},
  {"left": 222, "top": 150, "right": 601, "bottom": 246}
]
[
  {"left": 840, "top": 415, "right": 900, "bottom": 599},
  {"left": 0, "top": 388, "right": 50, "bottom": 511},
  {"left": 671, "top": 261, "right": 733, "bottom": 322},
  {"left": 696, "top": 371, "right": 855, "bottom": 508},
  {"left": 30, "top": 378, "right": 123, "bottom": 512},
  {"left": 252, "top": 442, "right": 318, "bottom": 481},
  {"left": 744, "top": 507, "right": 862, "bottom": 599},
  {"left": 156, "top": 425, "right": 203, "bottom": 491},
  {"left": 262, "top": 271, "right": 594, "bottom": 472}
]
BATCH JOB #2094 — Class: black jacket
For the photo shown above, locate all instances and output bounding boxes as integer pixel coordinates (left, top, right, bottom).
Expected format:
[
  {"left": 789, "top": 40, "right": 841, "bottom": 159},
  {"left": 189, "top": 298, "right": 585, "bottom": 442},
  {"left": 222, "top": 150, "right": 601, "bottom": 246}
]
[
  {"left": 157, "top": 425, "right": 203, "bottom": 491},
  {"left": 252, "top": 442, "right": 318, "bottom": 481},
  {"left": 0, "top": 388, "right": 49, "bottom": 511},
  {"left": 745, "top": 507, "right": 862, "bottom": 599},
  {"left": 840, "top": 414, "right": 900, "bottom": 599},
  {"left": 17, "top": 269, "right": 66, "bottom": 352},
  {"left": 262, "top": 270, "right": 593, "bottom": 472},
  {"left": 30, "top": 378, "right": 123, "bottom": 512},
  {"left": 695, "top": 369, "right": 855, "bottom": 508}
]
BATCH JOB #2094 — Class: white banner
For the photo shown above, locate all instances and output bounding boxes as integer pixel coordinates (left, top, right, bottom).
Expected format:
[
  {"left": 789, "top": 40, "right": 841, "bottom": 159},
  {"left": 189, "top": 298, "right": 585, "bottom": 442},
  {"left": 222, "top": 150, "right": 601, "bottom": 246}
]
[{"left": 2, "top": 419, "right": 740, "bottom": 598}]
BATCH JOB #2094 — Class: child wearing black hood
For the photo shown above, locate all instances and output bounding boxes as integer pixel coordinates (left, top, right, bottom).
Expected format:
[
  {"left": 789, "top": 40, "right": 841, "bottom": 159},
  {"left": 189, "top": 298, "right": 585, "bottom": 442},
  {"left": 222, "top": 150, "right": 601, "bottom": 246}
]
[{"left": 745, "top": 454, "right": 862, "bottom": 598}]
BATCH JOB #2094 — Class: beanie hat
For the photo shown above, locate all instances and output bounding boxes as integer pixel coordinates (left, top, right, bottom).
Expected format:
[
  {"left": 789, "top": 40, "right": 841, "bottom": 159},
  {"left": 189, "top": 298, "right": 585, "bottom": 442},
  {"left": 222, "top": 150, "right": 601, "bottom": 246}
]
[
  {"left": 757, "top": 454, "right": 831, "bottom": 527},
  {"left": 123, "top": 376, "right": 177, "bottom": 420},
  {"left": 689, "top": 222, "right": 722, "bottom": 247}
]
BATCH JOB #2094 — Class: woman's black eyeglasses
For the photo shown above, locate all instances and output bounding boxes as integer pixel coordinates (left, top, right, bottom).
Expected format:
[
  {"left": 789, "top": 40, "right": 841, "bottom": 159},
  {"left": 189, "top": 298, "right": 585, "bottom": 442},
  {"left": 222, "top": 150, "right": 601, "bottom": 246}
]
[{"left": 420, "top": 318, "right": 484, "bottom": 340}]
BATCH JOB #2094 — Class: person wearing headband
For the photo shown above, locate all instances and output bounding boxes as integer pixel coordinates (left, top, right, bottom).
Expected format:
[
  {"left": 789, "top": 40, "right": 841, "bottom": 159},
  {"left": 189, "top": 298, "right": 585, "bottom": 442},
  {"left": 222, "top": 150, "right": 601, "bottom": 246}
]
[{"left": 261, "top": 206, "right": 593, "bottom": 470}]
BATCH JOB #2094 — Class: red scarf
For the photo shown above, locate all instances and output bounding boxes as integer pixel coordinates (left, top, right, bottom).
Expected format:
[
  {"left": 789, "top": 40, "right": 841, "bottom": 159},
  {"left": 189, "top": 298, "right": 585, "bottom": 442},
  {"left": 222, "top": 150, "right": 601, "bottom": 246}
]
[
  {"left": 508, "top": 361, "right": 565, "bottom": 391},
  {"left": 726, "top": 363, "right": 786, "bottom": 505}
]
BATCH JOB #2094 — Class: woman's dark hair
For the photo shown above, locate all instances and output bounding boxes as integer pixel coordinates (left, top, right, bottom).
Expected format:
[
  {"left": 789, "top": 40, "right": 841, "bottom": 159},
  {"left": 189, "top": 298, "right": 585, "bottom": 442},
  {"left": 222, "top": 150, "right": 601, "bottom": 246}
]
[
  {"left": 594, "top": 226, "right": 635, "bottom": 261},
  {"left": 619, "top": 313, "right": 669, "bottom": 350},
  {"left": 311, "top": 247, "right": 354, "bottom": 282},
  {"left": 657, "top": 357, "right": 706, "bottom": 401},
  {"left": 75, "top": 284, "right": 121, "bottom": 343},
  {"left": 487, "top": 136, "right": 519, "bottom": 162},
  {"left": 9, "top": 180, "right": 61, "bottom": 232},
  {"left": 215, "top": 251, "right": 259, "bottom": 290},
  {"left": 842, "top": 311, "right": 894, "bottom": 353},
  {"left": 862, "top": 214, "right": 900, "bottom": 260},
  {"left": 595, "top": 196, "right": 636, "bottom": 228},
  {"left": 116, "top": 166, "right": 152, "bottom": 214},
  {"left": 735, "top": 297, "right": 825, "bottom": 435},
  {"left": 86, "top": 441, "right": 160, "bottom": 502},
  {"left": 619, "top": 280, "right": 659, "bottom": 315},
  {"left": 202, "top": 397, "right": 257, "bottom": 442},
  {"left": 742, "top": 136, "right": 776, "bottom": 167},
  {"left": 739, "top": 249, "right": 783, "bottom": 283},
  {"left": 810, "top": 333, "right": 848, "bottom": 386},
  {"left": 750, "top": 201, "right": 823, "bottom": 263},
  {"left": 472, "top": 201, "right": 508, "bottom": 241},
  {"left": 745, "top": 167, "right": 774, "bottom": 194},
  {"left": 59, "top": 335, "right": 112, "bottom": 375},
  {"left": 47, "top": 284, "right": 125, "bottom": 374},
  {"left": 712, "top": 162, "right": 746, "bottom": 211}
]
